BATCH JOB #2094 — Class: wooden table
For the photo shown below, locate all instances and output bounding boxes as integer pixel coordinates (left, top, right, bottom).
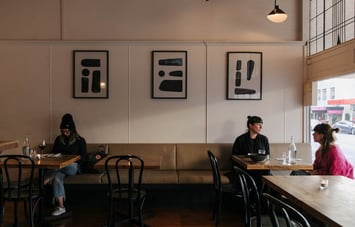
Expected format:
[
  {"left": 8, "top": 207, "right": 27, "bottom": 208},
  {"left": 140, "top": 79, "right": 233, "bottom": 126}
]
[
  {"left": 0, "top": 154, "right": 80, "bottom": 169},
  {"left": 0, "top": 140, "right": 19, "bottom": 153},
  {"left": 0, "top": 154, "right": 80, "bottom": 168},
  {"left": 232, "top": 155, "right": 313, "bottom": 170},
  {"left": 35, "top": 154, "right": 80, "bottom": 169},
  {"left": 262, "top": 175, "right": 355, "bottom": 227}
]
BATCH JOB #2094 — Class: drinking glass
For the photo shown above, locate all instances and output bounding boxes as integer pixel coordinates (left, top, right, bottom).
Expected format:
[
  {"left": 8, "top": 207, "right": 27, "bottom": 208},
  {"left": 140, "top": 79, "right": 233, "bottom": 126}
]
[
  {"left": 282, "top": 151, "right": 287, "bottom": 165},
  {"left": 258, "top": 149, "right": 266, "bottom": 155},
  {"left": 320, "top": 179, "right": 329, "bottom": 190},
  {"left": 39, "top": 139, "right": 46, "bottom": 155}
]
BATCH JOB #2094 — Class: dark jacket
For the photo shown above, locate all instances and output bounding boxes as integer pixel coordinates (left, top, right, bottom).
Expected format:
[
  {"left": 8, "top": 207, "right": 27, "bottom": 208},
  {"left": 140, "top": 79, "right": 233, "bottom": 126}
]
[
  {"left": 52, "top": 132, "right": 87, "bottom": 164},
  {"left": 232, "top": 131, "right": 270, "bottom": 155}
]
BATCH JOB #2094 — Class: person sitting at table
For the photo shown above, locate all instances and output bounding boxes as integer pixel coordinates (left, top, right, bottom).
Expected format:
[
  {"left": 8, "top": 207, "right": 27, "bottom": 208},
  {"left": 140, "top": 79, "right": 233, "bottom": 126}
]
[
  {"left": 310, "top": 123, "right": 353, "bottom": 179},
  {"left": 232, "top": 115, "right": 270, "bottom": 156},
  {"left": 44, "top": 113, "right": 87, "bottom": 216},
  {"left": 230, "top": 115, "right": 271, "bottom": 192}
]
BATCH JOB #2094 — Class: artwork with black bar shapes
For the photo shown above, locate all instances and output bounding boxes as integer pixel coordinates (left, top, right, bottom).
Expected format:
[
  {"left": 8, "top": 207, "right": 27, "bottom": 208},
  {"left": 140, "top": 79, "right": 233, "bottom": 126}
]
[
  {"left": 227, "top": 52, "right": 262, "bottom": 100},
  {"left": 73, "top": 50, "right": 109, "bottom": 99},
  {"left": 152, "top": 51, "right": 187, "bottom": 99}
]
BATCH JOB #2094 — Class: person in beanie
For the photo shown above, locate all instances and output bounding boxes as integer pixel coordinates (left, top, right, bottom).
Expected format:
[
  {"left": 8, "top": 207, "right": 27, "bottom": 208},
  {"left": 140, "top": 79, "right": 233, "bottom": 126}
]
[{"left": 44, "top": 113, "right": 87, "bottom": 216}]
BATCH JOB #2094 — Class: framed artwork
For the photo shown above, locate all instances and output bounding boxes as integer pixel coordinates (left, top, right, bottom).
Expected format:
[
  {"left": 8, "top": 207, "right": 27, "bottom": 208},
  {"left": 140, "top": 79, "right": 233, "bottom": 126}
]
[
  {"left": 73, "top": 50, "right": 109, "bottom": 99},
  {"left": 152, "top": 50, "right": 187, "bottom": 99},
  {"left": 227, "top": 52, "right": 262, "bottom": 100}
]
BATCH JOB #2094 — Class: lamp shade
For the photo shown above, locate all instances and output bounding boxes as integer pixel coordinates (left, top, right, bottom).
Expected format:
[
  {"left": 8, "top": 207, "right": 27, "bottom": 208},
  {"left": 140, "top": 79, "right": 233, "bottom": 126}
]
[{"left": 267, "top": 5, "right": 287, "bottom": 23}]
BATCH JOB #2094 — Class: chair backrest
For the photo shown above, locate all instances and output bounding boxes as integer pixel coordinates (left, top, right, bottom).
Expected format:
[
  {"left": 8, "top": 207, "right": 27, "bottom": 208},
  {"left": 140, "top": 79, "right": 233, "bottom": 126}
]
[
  {"left": 104, "top": 155, "right": 144, "bottom": 197},
  {"left": 207, "top": 150, "right": 222, "bottom": 192},
  {"left": 0, "top": 155, "right": 35, "bottom": 200},
  {"left": 233, "top": 166, "right": 262, "bottom": 227},
  {"left": 263, "top": 193, "right": 311, "bottom": 227}
]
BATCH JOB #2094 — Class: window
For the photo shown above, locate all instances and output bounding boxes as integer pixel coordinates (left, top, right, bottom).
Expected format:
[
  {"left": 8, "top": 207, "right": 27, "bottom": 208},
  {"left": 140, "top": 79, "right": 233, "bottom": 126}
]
[
  {"left": 330, "top": 87, "right": 335, "bottom": 99},
  {"left": 322, "top": 88, "right": 327, "bottom": 101},
  {"left": 310, "top": 77, "right": 355, "bottom": 170},
  {"left": 309, "top": 0, "right": 355, "bottom": 55}
]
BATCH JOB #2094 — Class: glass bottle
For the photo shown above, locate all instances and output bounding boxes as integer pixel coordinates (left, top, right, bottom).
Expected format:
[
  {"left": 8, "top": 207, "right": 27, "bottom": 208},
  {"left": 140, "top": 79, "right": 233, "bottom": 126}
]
[
  {"left": 288, "top": 136, "right": 297, "bottom": 164},
  {"left": 23, "top": 136, "right": 31, "bottom": 157}
]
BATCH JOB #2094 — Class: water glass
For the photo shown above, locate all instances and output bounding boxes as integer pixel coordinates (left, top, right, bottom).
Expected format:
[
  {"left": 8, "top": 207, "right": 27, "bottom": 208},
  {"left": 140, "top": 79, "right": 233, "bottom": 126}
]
[
  {"left": 320, "top": 179, "right": 329, "bottom": 190},
  {"left": 258, "top": 149, "right": 266, "bottom": 155},
  {"left": 282, "top": 151, "right": 287, "bottom": 165},
  {"left": 29, "top": 149, "right": 37, "bottom": 159}
]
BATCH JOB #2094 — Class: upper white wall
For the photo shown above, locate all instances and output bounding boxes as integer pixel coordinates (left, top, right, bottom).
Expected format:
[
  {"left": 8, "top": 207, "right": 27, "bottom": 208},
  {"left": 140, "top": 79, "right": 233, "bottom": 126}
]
[
  {"left": 0, "top": 0, "right": 302, "bottom": 42},
  {"left": 0, "top": 0, "right": 306, "bottom": 145},
  {"left": 0, "top": 41, "right": 304, "bottom": 144}
]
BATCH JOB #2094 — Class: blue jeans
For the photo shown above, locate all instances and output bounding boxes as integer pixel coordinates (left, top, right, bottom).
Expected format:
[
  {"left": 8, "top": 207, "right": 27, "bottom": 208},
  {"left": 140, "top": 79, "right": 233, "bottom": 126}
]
[{"left": 45, "top": 163, "right": 78, "bottom": 199}]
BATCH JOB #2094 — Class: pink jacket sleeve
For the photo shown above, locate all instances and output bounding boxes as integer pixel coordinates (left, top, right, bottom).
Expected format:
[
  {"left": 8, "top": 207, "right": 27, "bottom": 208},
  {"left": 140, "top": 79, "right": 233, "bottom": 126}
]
[{"left": 313, "top": 145, "right": 354, "bottom": 179}]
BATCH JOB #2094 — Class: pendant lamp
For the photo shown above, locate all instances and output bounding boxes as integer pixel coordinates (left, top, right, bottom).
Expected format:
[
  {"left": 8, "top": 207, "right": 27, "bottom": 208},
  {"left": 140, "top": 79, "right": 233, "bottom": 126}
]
[{"left": 267, "top": 0, "right": 287, "bottom": 23}]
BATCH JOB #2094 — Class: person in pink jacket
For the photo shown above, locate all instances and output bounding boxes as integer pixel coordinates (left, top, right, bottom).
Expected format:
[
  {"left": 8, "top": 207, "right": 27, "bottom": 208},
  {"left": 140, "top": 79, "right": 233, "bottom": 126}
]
[{"left": 311, "top": 123, "right": 354, "bottom": 179}]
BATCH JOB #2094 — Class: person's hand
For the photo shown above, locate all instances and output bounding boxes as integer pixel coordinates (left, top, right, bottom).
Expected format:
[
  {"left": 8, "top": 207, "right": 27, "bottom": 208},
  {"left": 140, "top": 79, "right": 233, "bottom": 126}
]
[{"left": 309, "top": 170, "right": 319, "bottom": 175}]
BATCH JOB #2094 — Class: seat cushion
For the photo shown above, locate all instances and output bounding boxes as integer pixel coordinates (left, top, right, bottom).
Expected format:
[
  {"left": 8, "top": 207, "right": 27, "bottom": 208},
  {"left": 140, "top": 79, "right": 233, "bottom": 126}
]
[
  {"left": 176, "top": 143, "right": 233, "bottom": 170},
  {"left": 108, "top": 144, "right": 176, "bottom": 170},
  {"left": 64, "top": 173, "right": 104, "bottom": 184},
  {"left": 101, "top": 169, "right": 178, "bottom": 184},
  {"left": 177, "top": 170, "right": 231, "bottom": 184}
]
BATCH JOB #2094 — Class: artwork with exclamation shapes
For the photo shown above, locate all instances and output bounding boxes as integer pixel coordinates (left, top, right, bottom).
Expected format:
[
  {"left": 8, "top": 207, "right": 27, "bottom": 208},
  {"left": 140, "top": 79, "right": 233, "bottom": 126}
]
[
  {"left": 152, "top": 51, "right": 187, "bottom": 99},
  {"left": 74, "top": 51, "right": 109, "bottom": 98},
  {"left": 227, "top": 52, "right": 262, "bottom": 100}
]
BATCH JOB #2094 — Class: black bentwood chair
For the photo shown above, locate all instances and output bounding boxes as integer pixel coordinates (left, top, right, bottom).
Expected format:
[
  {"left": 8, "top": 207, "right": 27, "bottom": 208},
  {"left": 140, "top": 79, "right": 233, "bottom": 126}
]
[
  {"left": 263, "top": 193, "right": 311, "bottom": 227},
  {"left": 233, "top": 165, "right": 262, "bottom": 227},
  {"left": 105, "top": 155, "right": 146, "bottom": 227},
  {"left": 207, "top": 150, "right": 241, "bottom": 227},
  {"left": 0, "top": 155, "right": 41, "bottom": 227}
]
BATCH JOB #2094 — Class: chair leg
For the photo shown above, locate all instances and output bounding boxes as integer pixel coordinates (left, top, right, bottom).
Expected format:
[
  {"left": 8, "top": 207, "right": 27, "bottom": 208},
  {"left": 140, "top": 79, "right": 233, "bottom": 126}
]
[
  {"left": 23, "top": 200, "right": 29, "bottom": 222},
  {"left": 107, "top": 198, "right": 114, "bottom": 227},
  {"left": 138, "top": 197, "right": 146, "bottom": 227},
  {"left": 0, "top": 203, "right": 4, "bottom": 224},
  {"left": 13, "top": 201, "right": 19, "bottom": 226},
  {"left": 214, "top": 192, "right": 222, "bottom": 227},
  {"left": 29, "top": 198, "right": 39, "bottom": 227},
  {"left": 212, "top": 191, "right": 216, "bottom": 220}
]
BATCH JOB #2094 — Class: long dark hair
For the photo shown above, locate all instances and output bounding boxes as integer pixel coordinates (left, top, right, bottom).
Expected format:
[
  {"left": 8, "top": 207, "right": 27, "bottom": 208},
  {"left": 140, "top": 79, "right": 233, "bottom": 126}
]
[{"left": 313, "top": 123, "right": 339, "bottom": 153}]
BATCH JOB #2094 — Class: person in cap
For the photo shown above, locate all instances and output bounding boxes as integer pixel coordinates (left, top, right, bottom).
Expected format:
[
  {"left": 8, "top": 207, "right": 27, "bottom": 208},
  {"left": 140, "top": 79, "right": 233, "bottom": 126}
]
[
  {"left": 232, "top": 115, "right": 270, "bottom": 155},
  {"left": 44, "top": 113, "right": 87, "bottom": 216},
  {"left": 310, "top": 123, "right": 353, "bottom": 178}
]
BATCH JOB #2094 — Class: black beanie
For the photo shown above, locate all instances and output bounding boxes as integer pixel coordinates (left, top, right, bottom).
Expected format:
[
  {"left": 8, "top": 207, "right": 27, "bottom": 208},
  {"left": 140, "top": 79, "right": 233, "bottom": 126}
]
[{"left": 60, "top": 113, "right": 76, "bottom": 131}]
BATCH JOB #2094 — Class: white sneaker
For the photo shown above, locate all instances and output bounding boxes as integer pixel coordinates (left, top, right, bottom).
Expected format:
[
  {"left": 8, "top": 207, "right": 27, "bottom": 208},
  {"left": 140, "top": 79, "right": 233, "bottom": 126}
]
[{"left": 51, "top": 206, "right": 66, "bottom": 216}]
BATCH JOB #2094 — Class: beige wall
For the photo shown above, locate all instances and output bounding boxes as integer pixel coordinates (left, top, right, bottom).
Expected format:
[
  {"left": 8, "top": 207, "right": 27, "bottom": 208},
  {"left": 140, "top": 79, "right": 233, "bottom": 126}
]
[
  {"left": 0, "top": 0, "right": 302, "bottom": 42},
  {"left": 0, "top": 0, "right": 307, "bottom": 145}
]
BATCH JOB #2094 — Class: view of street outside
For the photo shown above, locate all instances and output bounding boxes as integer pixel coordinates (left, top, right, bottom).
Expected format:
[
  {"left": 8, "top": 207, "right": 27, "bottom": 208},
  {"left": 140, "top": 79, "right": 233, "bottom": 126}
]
[{"left": 310, "top": 76, "right": 355, "bottom": 176}]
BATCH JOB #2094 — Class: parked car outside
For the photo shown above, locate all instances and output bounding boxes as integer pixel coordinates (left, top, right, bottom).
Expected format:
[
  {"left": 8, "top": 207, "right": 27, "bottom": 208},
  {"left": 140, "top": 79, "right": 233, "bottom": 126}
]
[{"left": 332, "top": 121, "right": 355, "bottom": 135}]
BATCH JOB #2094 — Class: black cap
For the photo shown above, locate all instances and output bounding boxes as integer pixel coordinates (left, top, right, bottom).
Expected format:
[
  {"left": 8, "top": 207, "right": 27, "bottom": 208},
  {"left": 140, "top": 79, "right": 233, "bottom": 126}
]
[{"left": 60, "top": 113, "right": 76, "bottom": 131}]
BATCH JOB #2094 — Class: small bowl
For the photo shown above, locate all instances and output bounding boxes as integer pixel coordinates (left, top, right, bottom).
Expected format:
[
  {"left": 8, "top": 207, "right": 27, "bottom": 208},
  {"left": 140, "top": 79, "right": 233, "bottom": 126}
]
[{"left": 249, "top": 153, "right": 268, "bottom": 162}]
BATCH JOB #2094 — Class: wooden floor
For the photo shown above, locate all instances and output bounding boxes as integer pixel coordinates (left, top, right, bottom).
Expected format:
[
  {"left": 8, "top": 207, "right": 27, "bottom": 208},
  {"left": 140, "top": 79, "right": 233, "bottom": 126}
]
[
  {"left": 2, "top": 202, "right": 244, "bottom": 227},
  {"left": 1, "top": 186, "right": 248, "bottom": 227},
  {"left": 1, "top": 186, "right": 324, "bottom": 227}
]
